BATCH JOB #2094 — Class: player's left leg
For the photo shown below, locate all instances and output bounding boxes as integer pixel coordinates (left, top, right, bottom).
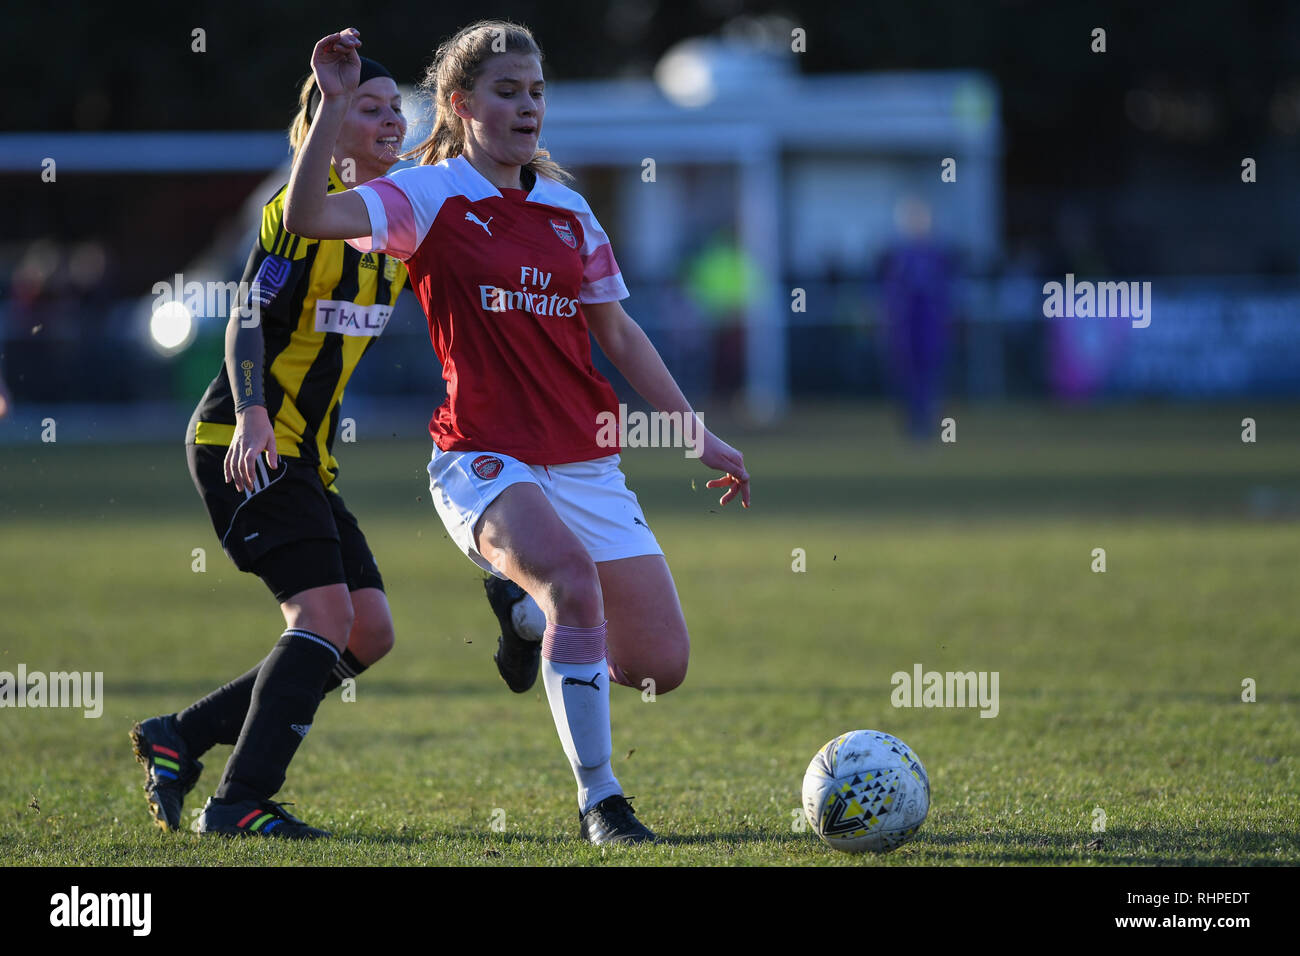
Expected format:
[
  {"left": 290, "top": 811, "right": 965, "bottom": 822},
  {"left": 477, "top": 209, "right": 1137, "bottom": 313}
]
[
  {"left": 483, "top": 557, "right": 688, "bottom": 697},
  {"left": 596, "top": 555, "right": 689, "bottom": 695},
  {"left": 324, "top": 489, "right": 395, "bottom": 690},
  {"left": 342, "top": 588, "right": 394, "bottom": 670},
  {"left": 541, "top": 455, "right": 683, "bottom": 697},
  {"left": 485, "top": 575, "right": 545, "bottom": 693}
]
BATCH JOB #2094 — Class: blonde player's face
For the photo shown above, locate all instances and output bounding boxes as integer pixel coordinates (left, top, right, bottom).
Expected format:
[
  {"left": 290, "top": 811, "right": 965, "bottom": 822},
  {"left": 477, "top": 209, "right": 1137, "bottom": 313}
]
[
  {"left": 463, "top": 53, "right": 545, "bottom": 170},
  {"left": 334, "top": 76, "right": 407, "bottom": 184}
]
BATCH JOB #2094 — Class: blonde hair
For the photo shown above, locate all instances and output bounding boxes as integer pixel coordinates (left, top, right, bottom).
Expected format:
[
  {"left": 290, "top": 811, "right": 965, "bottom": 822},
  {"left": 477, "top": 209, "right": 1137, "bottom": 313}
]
[
  {"left": 286, "top": 73, "right": 318, "bottom": 157},
  {"left": 402, "top": 19, "right": 573, "bottom": 184}
]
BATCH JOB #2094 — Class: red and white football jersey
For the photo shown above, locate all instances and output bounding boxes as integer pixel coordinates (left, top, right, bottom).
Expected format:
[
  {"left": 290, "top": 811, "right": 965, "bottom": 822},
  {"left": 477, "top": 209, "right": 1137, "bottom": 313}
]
[{"left": 349, "top": 155, "right": 628, "bottom": 464}]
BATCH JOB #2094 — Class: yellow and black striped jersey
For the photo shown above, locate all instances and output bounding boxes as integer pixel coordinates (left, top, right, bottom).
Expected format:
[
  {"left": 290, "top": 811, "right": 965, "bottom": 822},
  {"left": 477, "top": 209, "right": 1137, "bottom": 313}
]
[{"left": 186, "top": 165, "right": 408, "bottom": 488}]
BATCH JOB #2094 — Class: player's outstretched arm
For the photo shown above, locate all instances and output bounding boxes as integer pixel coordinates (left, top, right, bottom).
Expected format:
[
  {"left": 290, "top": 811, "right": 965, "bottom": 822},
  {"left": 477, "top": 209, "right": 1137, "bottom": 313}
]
[
  {"left": 282, "top": 28, "right": 372, "bottom": 240},
  {"left": 585, "top": 299, "right": 750, "bottom": 508}
]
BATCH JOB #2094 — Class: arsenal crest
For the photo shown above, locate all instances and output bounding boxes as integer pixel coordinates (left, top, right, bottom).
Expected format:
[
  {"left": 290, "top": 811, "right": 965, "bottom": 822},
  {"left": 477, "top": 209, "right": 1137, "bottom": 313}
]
[
  {"left": 471, "top": 455, "right": 504, "bottom": 480},
  {"left": 550, "top": 218, "right": 577, "bottom": 249}
]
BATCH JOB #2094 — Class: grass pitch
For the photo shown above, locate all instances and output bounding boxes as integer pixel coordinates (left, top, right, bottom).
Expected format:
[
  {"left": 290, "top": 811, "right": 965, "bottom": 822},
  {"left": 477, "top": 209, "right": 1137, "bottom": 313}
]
[{"left": 1, "top": 403, "right": 1297, "bottom": 865}]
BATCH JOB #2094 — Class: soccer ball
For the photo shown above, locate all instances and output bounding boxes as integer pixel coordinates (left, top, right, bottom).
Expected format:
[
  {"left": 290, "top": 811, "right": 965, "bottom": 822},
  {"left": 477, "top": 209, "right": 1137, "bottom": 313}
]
[{"left": 802, "top": 730, "right": 930, "bottom": 853}]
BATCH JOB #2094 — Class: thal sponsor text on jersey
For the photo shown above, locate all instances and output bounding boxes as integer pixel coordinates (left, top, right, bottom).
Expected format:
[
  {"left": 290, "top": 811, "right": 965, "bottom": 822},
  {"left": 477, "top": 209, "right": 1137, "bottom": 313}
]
[{"left": 314, "top": 300, "right": 393, "bottom": 336}]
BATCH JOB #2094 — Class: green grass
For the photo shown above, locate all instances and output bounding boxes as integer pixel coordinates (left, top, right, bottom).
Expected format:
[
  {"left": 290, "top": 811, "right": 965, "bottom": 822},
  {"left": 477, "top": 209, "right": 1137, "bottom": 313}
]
[{"left": 1, "top": 402, "right": 1297, "bottom": 865}]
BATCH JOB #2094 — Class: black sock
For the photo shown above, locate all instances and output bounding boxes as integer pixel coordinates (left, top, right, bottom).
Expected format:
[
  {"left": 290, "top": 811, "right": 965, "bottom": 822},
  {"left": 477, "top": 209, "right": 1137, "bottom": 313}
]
[
  {"left": 214, "top": 629, "right": 339, "bottom": 804},
  {"left": 174, "top": 649, "right": 369, "bottom": 756},
  {"left": 321, "top": 649, "right": 368, "bottom": 694},
  {"left": 174, "top": 660, "right": 265, "bottom": 757}
]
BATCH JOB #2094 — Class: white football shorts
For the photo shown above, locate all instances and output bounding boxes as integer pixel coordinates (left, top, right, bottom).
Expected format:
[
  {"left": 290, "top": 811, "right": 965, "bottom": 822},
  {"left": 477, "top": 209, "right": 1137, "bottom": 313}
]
[{"left": 426, "top": 447, "right": 663, "bottom": 577}]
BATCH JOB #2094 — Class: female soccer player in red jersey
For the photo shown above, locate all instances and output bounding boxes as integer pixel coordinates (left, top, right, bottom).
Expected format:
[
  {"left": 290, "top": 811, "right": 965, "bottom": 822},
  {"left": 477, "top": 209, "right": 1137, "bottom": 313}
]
[
  {"left": 285, "top": 23, "right": 751, "bottom": 844},
  {"left": 130, "top": 58, "right": 410, "bottom": 838}
]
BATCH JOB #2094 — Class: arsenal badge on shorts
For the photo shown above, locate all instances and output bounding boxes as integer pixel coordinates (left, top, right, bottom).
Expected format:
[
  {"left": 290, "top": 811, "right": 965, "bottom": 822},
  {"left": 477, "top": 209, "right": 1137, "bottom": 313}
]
[
  {"left": 471, "top": 455, "right": 504, "bottom": 480},
  {"left": 550, "top": 218, "right": 577, "bottom": 249}
]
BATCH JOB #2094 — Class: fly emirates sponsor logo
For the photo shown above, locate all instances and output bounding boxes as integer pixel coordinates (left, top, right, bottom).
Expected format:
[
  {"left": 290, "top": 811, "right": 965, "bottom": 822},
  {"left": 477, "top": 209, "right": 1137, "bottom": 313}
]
[{"left": 480, "top": 266, "right": 580, "bottom": 318}]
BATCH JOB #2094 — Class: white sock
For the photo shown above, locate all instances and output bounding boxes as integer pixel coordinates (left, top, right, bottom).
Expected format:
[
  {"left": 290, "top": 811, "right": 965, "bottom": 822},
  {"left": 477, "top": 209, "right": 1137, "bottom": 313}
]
[
  {"left": 541, "top": 642, "right": 621, "bottom": 814},
  {"left": 512, "top": 593, "right": 546, "bottom": 642}
]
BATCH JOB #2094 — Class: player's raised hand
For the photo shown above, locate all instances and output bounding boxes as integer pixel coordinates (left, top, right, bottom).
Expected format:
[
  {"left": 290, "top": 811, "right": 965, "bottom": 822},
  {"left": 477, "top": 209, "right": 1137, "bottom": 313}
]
[
  {"left": 700, "top": 429, "right": 751, "bottom": 509},
  {"left": 225, "top": 405, "right": 279, "bottom": 493},
  {"left": 310, "top": 28, "right": 363, "bottom": 100}
]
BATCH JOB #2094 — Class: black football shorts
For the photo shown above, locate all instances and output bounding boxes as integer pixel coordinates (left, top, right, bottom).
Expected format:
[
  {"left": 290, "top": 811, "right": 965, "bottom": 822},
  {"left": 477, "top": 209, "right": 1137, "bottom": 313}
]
[{"left": 186, "top": 442, "right": 384, "bottom": 602}]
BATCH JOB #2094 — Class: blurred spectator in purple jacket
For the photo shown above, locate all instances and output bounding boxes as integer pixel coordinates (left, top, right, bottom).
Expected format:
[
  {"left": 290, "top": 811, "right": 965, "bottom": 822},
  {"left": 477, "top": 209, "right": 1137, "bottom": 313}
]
[{"left": 879, "top": 198, "right": 954, "bottom": 440}]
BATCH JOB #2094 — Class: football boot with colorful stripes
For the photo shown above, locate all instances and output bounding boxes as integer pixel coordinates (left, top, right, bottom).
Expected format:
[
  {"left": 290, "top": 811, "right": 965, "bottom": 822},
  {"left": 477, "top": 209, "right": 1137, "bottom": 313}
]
[
  {"left": 196, "top": 797, "right": 331, "bottom": 839},
  {"left": 130, "top": 714, "right": 203, "bottom": 832}
]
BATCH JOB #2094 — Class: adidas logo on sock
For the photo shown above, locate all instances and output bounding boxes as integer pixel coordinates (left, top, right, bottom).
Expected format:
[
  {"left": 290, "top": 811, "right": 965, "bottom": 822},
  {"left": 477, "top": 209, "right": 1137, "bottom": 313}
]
[{"left": 290, "top": 723, "right": 312, "bottom": 738}]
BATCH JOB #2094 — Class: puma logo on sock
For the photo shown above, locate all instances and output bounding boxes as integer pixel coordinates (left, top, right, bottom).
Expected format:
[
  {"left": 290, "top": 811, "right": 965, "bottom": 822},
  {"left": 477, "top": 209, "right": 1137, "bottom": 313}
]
[{"left": 563, "top": 673, "right": 601, "bottom": 691}]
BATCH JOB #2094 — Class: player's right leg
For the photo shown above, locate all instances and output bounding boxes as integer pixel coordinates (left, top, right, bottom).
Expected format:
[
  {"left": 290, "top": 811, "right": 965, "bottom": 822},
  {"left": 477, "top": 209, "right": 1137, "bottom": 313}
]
[
  {"left": 427, "top": 447, "right": 652, "bottom": 843},
  {"left": 198, "top": 488, "right": 393, "bottom": 838},
  {"left": 133, "top": 444, "right": 352, "bottom": 836},
  {"left": 133, "top": 588, "right": 390, "bottom": 833},
  {"left": 474, "top": 484, "right": 653, "bottom": 845},
  {"left": 194, "top": 566, "right": 349, "bottom": 839}
]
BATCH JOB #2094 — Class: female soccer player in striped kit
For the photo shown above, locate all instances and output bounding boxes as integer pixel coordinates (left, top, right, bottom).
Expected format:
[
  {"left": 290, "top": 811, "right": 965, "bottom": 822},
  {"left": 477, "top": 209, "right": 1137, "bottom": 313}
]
[
  {"left": 130, "top": 58, "right": 409, "bottom": 838},
  {"left": 285, "top": 23, "right": 751, "bottom": 844}
]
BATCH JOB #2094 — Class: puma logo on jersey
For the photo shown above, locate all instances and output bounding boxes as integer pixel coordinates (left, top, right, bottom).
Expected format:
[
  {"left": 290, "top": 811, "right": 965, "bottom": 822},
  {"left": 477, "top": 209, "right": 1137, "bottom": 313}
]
[{"left": 465, "top": 212, "right": 493, "bottom": 236}]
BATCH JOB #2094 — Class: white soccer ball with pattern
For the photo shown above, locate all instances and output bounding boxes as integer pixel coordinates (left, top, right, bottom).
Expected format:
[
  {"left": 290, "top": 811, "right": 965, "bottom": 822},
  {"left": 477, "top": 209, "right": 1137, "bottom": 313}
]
[{"left": 802, "top": 730, "right": 930, "bottom": 853}]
